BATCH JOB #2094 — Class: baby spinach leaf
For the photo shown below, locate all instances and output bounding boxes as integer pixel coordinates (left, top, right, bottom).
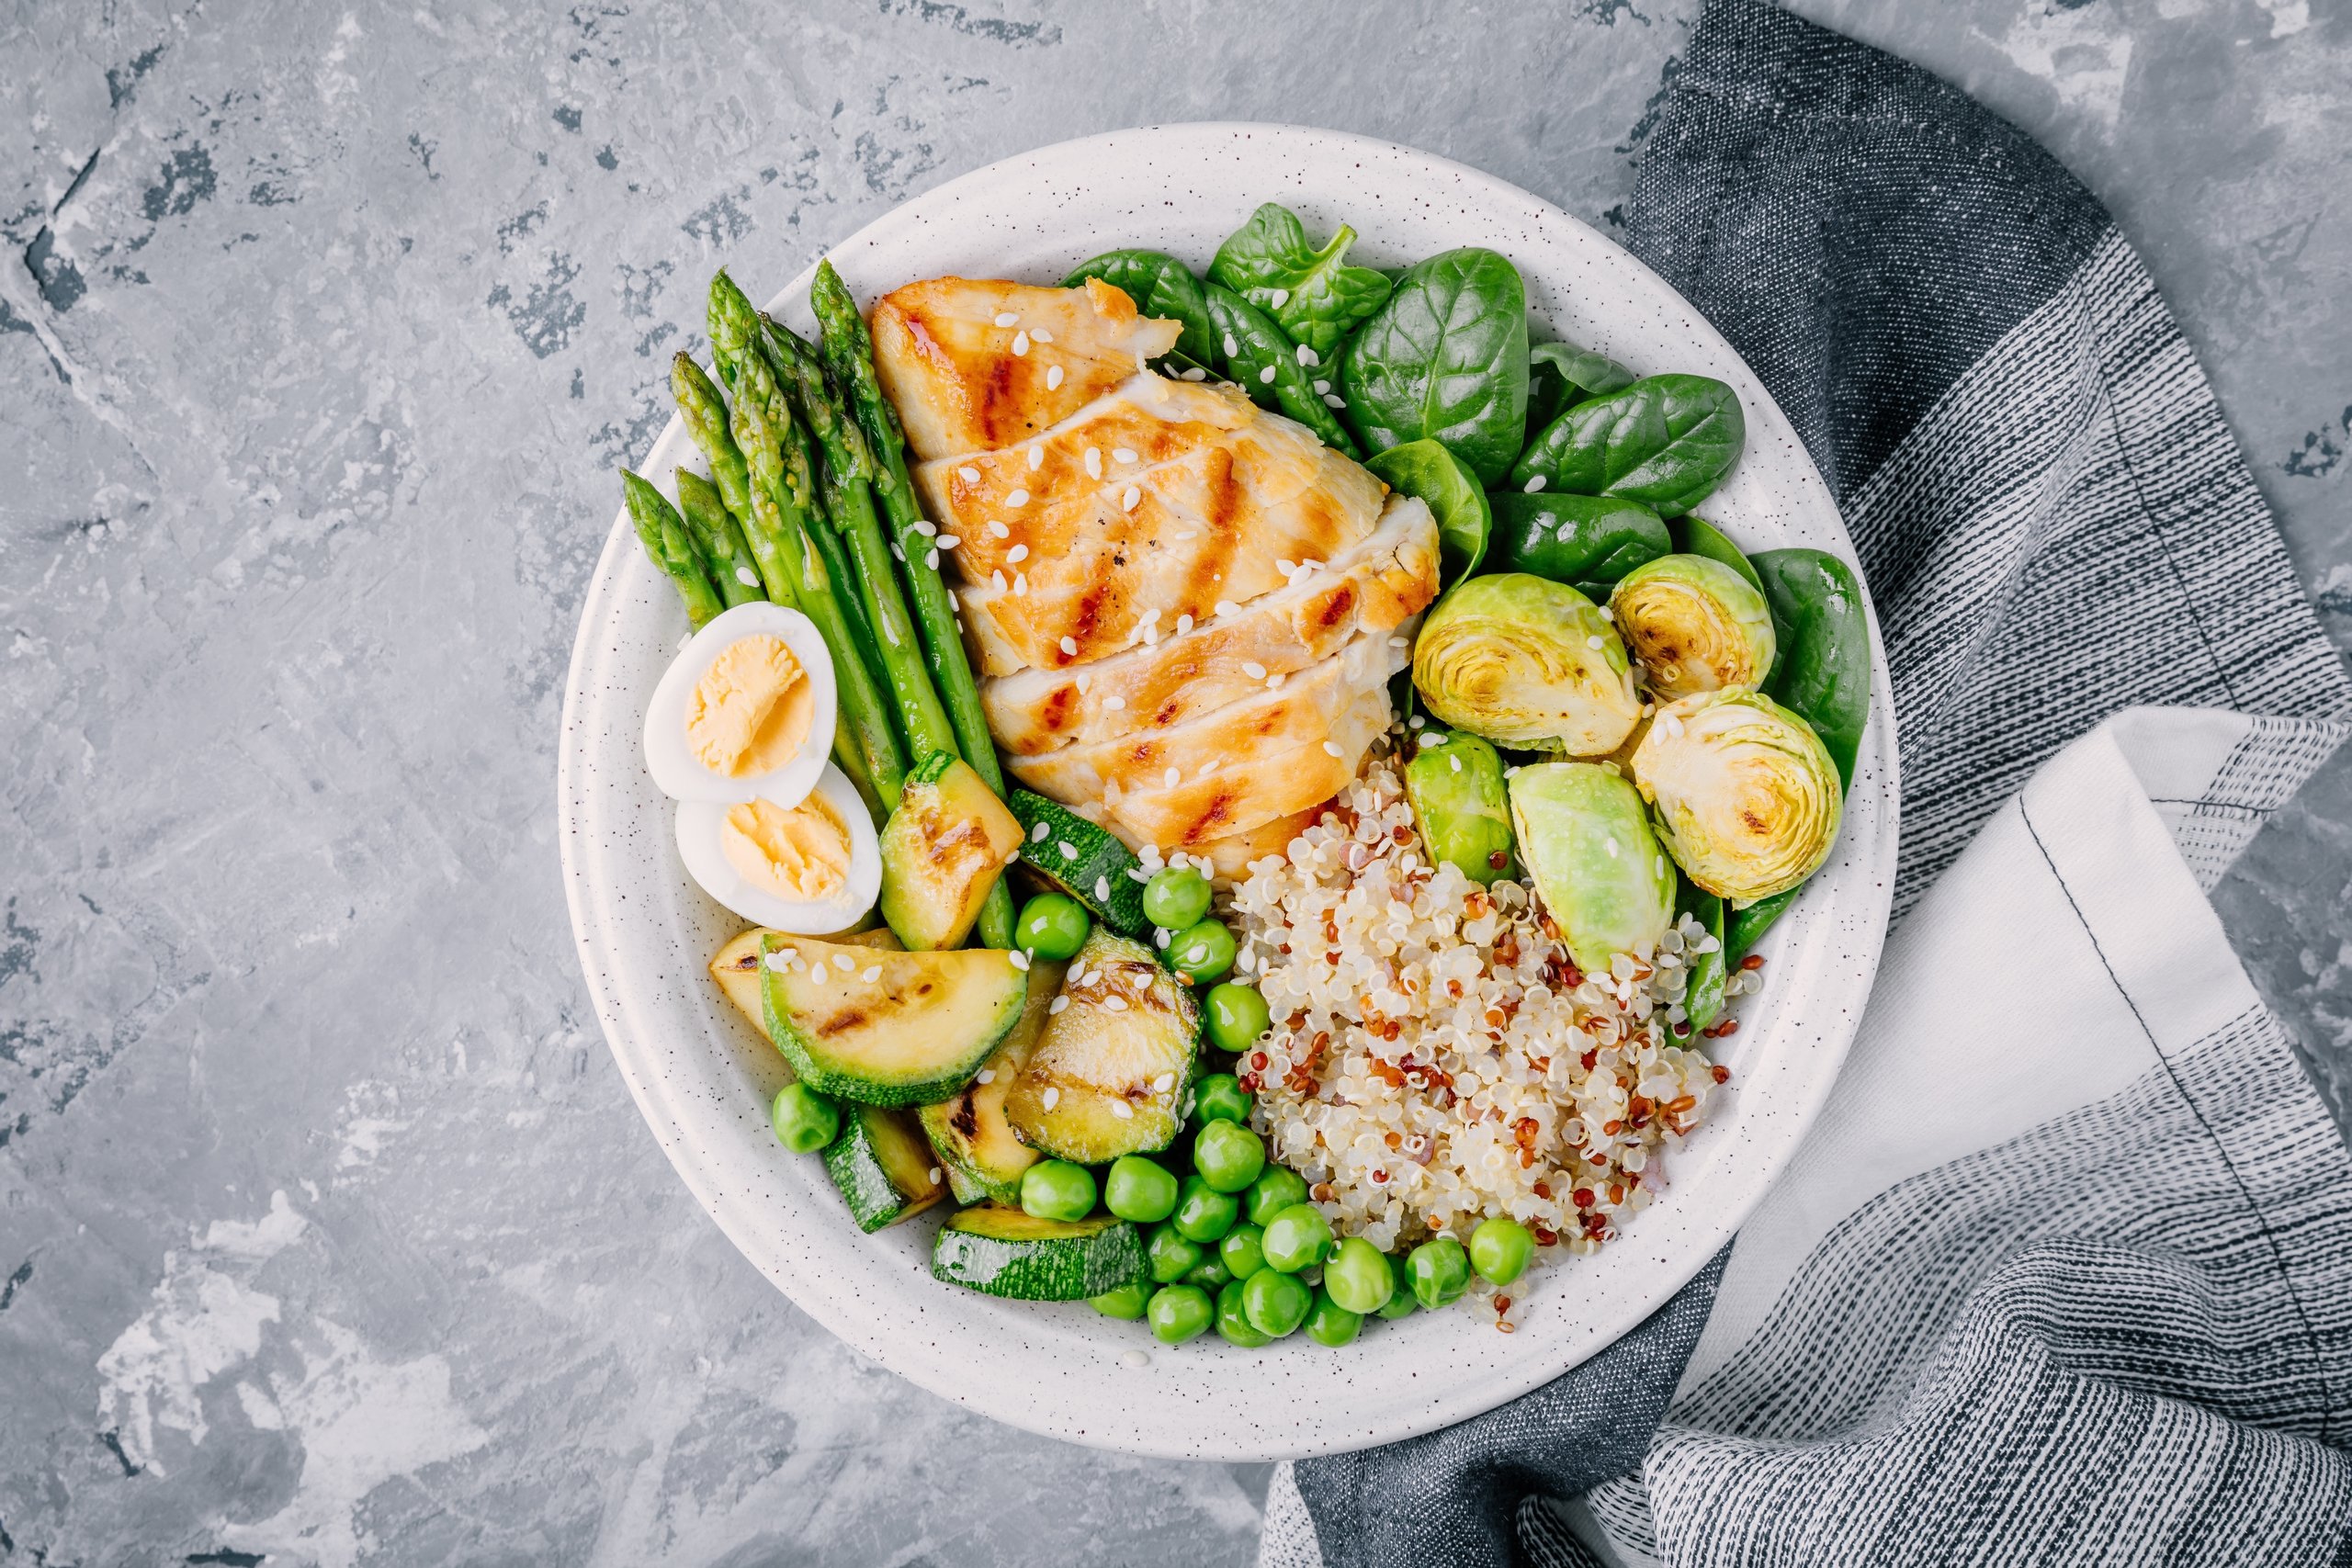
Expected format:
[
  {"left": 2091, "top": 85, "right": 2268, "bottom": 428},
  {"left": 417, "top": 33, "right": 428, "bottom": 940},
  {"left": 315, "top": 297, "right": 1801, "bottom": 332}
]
[
  {"left": 1209, "top": 202, "right": 1393, "bottom": 358},
  {"left": 1490, "top": 492, "right": 1669, "bottom": 587},
  {"left": 1063, "top": 250, "right": 1216, "bottom": 367},
  {"left": 1750, "top": 547, "right": 1871, "bottom": 790},
  {"left": 1366, "top": 438, "right": 1490, "bottom": 584},
  {"left": 1678, "top": 875, "right": 1728, "bottom": 1031},
  {"left": 1525, "top": 340, "right": 1635, "bottom": 434},
  {"left": 1669, "top": 514, "right": 1764, "bottom": 595},
  {"left": 1338, "top": 248, "right": 1529, "bottom": 485},
  {"left": 1203, "top": 282, "right": 1358, "bottom": 456},
  {"left": 1510, "top": 374, "right": 1745, "bottom": 517}
]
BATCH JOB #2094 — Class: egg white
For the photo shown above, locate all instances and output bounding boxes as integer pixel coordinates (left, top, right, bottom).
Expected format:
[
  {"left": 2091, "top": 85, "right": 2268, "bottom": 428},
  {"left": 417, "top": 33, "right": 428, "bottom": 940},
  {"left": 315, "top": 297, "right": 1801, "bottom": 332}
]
[
  {"left": 673, "top": 763, "right": 881, "bottom": 934},
  {"left": 644, "top": 601, "right": 838, "bottom": 806}
]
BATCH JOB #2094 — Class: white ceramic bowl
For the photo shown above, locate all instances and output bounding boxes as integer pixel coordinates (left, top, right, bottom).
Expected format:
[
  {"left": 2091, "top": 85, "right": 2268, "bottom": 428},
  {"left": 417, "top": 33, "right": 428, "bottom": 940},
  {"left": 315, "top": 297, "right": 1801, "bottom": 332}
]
[{"left": 559, "top": 123, "right": 1899, "bottom": 1461}]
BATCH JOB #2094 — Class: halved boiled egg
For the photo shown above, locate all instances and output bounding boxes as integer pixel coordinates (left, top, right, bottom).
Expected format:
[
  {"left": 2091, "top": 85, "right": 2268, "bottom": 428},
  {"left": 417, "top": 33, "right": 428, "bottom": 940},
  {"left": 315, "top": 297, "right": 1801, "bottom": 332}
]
[
  {"left": 645, "top": 601, "right": 837, "bottom": 806},
  {"left": 675, "top": 763, "right": 881, "bottom": 934}
]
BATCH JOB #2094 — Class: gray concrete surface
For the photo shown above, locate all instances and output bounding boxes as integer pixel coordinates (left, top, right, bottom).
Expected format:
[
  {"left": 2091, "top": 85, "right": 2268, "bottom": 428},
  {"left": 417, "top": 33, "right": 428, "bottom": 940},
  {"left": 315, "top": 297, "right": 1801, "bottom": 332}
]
[{"left": 2, "top": 1, "right": 2346, "bottom": 1563}]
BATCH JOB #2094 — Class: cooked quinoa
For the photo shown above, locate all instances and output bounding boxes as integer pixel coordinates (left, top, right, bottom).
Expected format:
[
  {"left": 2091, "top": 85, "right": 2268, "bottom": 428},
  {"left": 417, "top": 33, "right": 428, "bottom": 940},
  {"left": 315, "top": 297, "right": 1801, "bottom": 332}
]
[{"left": 1225, "top": 742, "right": 1741, "bottom": 1319}]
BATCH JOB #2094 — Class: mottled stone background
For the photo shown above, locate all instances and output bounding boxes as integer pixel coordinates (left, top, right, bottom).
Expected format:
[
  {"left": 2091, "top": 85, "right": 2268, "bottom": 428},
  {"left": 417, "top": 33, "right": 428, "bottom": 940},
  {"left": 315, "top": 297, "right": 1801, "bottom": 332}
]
[{"left": 2, "top": 1, "right": 2346, "bottom": 1563}]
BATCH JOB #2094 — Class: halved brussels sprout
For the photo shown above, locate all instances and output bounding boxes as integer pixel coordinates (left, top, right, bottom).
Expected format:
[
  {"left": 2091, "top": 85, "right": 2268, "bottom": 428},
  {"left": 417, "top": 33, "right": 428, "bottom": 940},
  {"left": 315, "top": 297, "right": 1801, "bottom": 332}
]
[
  {"left": 1411, "top": 574, "right": 1642, "bottom": 755},
  {"left": 1507, "top": 762, "right": 1676, "bottom": 973},
  {"left": 1405, "top": 729, "right": 1513, "bottom": 884},
  {"left": 1629, "top": 690, "right": 1841, "bottom": 904},
  {"left": 1609, "top": 554, "right": 1775, "bottom": 701}
]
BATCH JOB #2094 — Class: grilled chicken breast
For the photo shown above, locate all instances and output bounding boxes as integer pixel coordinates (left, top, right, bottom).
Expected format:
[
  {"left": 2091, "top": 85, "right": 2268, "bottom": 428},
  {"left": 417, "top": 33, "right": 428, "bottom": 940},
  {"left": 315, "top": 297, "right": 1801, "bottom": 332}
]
[{"left": 870, "top": 276, "right": 1443, "bottom": 860}]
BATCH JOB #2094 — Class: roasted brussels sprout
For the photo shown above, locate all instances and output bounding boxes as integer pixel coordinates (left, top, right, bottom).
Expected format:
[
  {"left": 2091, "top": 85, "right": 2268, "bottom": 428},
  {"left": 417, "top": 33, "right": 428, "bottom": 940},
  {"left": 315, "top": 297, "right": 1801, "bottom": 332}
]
[
  {"left": 1610, "top": 554, "right": 1776, "bottom": 701},
  {"left": 1630, "top": 690, "right": 1842, "bottom": 904},
  {"left": 1507, "top": 762, "right": 1677, "bottom": 972},
  {"left": 1404, "top": 729, "right": 1513, "bottom": 884},
  {"left": 1411, "top": 574, "right": 1642, "bottom": 755}
]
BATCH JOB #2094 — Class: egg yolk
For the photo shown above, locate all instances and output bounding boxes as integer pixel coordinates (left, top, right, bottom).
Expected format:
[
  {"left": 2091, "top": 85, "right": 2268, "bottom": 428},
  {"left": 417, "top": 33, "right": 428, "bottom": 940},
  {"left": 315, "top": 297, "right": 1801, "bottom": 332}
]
[
  {"left": 720, "top": 792, "right": 852, "bottom": 901},
  {"left": 686, "top": 634, "right": 812, "bottom": 777}
]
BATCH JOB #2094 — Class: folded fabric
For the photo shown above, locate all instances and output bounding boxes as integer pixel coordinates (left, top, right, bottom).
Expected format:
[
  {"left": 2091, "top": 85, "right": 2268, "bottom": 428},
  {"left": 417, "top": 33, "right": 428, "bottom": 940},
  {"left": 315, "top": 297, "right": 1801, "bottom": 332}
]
[{"left": 1261, "top": 3, "right": 2352, "bottom": 1564}]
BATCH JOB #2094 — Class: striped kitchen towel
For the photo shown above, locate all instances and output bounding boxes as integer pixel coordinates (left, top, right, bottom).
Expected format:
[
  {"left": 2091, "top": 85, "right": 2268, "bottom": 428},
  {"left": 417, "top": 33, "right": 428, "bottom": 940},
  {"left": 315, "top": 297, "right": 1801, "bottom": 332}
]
[{"left": 1259, "top": 3, "right": 2352, "bottom": 1565}]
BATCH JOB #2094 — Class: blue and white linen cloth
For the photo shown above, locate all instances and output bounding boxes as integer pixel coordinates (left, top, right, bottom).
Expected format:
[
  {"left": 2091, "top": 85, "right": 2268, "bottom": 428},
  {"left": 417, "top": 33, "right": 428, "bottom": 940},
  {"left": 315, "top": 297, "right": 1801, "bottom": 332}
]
[{"left": 1260, "top": 4, "right": 2352, "bottom": 1563}]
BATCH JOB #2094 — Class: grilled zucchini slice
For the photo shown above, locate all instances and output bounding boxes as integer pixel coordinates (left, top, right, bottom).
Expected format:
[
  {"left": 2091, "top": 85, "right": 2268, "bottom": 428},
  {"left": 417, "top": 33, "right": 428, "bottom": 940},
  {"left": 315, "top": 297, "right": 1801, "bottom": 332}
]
[
  {"left": 878, "top": 752, "right": 1023, "bottom": 951},
  {"left": 1009, "top": 791, "right": 1148, "bottom": 935},
  {"left": 710, "top": 925, "right": 900, "bottom": 1035},
  {"left": 1005, "top": 929, "right": 1200, "bottom": 1162},
  {"left": 826, "top": 1103, "right": 946, "bottom": 1232},
  {"left": 931, "top": 1205, "right": 1147, "bottom": 1300},
  {"left": 759, "top": 933, "right": 1024, "bottom": 1105},
  {"left": 918, "top": 958, "right": 1065, "bottom": 1203}
]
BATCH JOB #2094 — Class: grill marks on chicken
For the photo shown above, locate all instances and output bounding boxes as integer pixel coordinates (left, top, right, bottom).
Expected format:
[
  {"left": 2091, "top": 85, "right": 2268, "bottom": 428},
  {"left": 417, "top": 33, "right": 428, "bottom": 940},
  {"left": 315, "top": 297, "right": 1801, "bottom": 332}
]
[{"left": 871, "top": 276, "right": 1443, "bottom": 858}]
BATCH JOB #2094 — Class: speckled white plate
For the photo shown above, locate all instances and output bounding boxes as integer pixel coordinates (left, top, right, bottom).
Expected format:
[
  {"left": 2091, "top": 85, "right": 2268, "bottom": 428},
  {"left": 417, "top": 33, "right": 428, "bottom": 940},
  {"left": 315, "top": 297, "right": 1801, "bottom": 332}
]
[{"left": 559, "top": 123, "right": 1899, "bottom": 1461}]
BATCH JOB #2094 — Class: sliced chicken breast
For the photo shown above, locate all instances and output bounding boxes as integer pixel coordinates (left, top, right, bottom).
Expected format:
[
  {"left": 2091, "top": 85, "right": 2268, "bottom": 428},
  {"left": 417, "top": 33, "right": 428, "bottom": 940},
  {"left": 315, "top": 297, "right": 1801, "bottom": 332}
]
[
  {"left": 978, "top": 494, "right": 1437, "bottom": 756},
  {"left": 873, "top": 277, "right": 1181, "bottom": 462}
]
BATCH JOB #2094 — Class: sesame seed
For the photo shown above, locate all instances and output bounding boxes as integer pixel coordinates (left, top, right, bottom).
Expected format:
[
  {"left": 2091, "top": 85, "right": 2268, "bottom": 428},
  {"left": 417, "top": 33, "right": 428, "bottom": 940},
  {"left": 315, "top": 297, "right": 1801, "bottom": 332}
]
[
  {"left": 862, "top": 965, "right": 881, "bottom": 983},
  {"left": 994, "top": 311, "right": 1019, "bottom": 327},
  {"left": 1259, "top": 365, "right": 1277, "bottom": 384},
  {"left": 991, "top": 570, "right": 1008, "bottom": 592},
  {"left": 1390, "top": 635, "right": 1408, "bottom": 649},
  {"left": 1296, "top": 343, "right": 1317, "bottom": 367},
  {"left": 1164, "top": 767, "right": 1180, "bottom": 788},
  {"left": 1587, "top": 635, "right": 1606, "bottom": 649},
  {"left": 891, "top": 542, "right": 905, "bottom": 563},
  {"left": 1276, "top": 559, "right": 1296, "bottom": 575},
  {"left": 1032, "top": 820, "right": 1051, "bottom": 842},
  {"left": 1269, "top": 288, "right": 1290, "bottom": 308},
  {"left": 1028, "top": 444, "right": 1045, "bottom": 469},
  {"left": 1450, "top": 753, "right": 1463, "bottom": 773},
  {"left": 1175, "top": 615, "right": 1193, "bottom": 635},
  {"left": 1153, "top": 1072, "right": 1176, "bottom": 1092},
  {"left": 1155, "top": 927, "right": 1170, "bottom": 950},
  {"left": 1242, "top": 661, "right": 1268, "bottom": 680},
  {"left": 1524, "top": 475, "right": 1547, "bottom": 493},
  {"left": 1061, "top": 636, "right": 1078, "bottom": 656},
  {"left": 937, "top": 534, "right": 960, "bottom": 550},
  {"left": 1313, "top": 378, "right": 1331, "bottom": 395},
  {"left": 1223, "top": 333, "right": 1239, "bottom": 357},
  {"left": 1007, "top": 544, "right": 1029, "bottom": 564},
  {"left": 1267, "top": 672, "right": 1285, "bottom": 689},
  {"left": 1121, "top": 485, "right": 1141, "bottom": 511},
  {"left": 1114, "top": 447, "right": 1138, "bottom": 464},
  {"left": 929, "top": 1168, "right": 943, "bottom": 1184},
  {"left": 1008, "top": 948, "right": 1031, "bottom": 971},
  {"left": 925, "top": 547, "right": 940, "bottom": 569},
  {"left": 833, "top": 953, "right": 856, "bottom": 972},
  {"left": 1032, "top": 327, "right": 1053, "bottom": 344},
  {"left": 1182, "top": 367, "right": 1207, "bottom": 380},
  {"left": 1215, "top": 600, "right": 1240, "bottom": 617},
  {"left": 1105, "top": 997, "right": 1129, "bottom": 1014},
  {"left": 958, "top": 466, "right": 981, "bottom": 483},
  {"left": 1046, "top": 365, "right": 1065, "bottom": 390},
  {"left": 1322, "top": 392, "right": 1346, "bottom": 408},
  {"left": 1012, "top": 330, "right": 1031, "bottom": 355},
  {"left": 764, "top": 948, "right": 796, "bottom": 971},
  {"left": 985, "top": 521, "right": 1012, "bottom": 541},
  {"left": 1324, "top": 740, "right": 1345, "bottom": 759},
  {"left": 913, "top": 520, "right": 937, "bottom": 538},
  {"left": 1094, "top": 875, "right": 1112, "bottom": 901},
  {"left": 1048, "top": 996, "right": 1069, "bottom": 1015},
  {"left": 734, "top": 566, "right": 759, "bottom": 587},
  {"left": 1102, "top": 694, "right": 1125, "bottom": 710},
  {"left": 1084, "top": 447, "right": 1103, "bottom": 479},
  {"left": 1074, "top": 672, "right": 1091, "bottom": 693},
  {"left": 975, "top": 1068, "right": 995, "bottom": 1085},
  {"left": 1042, "top": 1086, "right": 1059, "bottom": 1110},
  {"left": 1013, "top": 571, "right": 1027, "bottom": 595},
  {"left": 1007, "top": 489, "right": 1029, "bottom": 507},
  {"left": 1604, "top": 836, "right": 1619, "bottom": 858}
]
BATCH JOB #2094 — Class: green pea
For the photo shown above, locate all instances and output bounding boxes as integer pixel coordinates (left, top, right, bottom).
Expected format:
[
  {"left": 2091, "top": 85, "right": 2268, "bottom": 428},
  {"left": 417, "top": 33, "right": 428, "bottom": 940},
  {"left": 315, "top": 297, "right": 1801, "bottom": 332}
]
[
  {"left": 1142, "top": 865, "right": 1213, "bottom": 931},
  {"left": 1105, "top": 1156, "right": 1180, "bottom": 1224},
  {"left": 1469, "top": 1216, "right": 1535, "bottom": 1287},
  {"left": 1014, "top": 892, "right": 1091, "bottom": 961},
  {"left": 1020, "top": 1159, "right": 1097, "bottom": 1223},
  {"left": 1261, "top": 1202, "right": 1336, "bottom": 1273},
  {"left": 1216, "top": 1279, "right": 1272, "bottom": 1347},
  {"left": 1172, "top": 1175, "right": 1239, "bottom": 1244},
  {"left": 1323, "top": 1237, "right": 1396, "bottom": 1314},
  {"left": 1148, "top": 1283, "right": 1215, "bottom": 1345},
  {"left": 1168, "top": 919, "right": 1238, "bottom": 983},
  {"left": 1242, "top": 1269, "right": 1312, "bottom": 1338},
  {"left": 1304, "top": 1289, "right": 1363, "bottom": 1348},
  {"left": 769, "top": 1082, "right": 840, "bottom": 1154},
  {"left": 1204, "top": 982, "right": 1272, "bottom": 1054},
  {"left": 1193, "top": 1073, "right": 1254, "bottom": 1126},
  {"left": 1089, "top": 1280, "right": 1149, "bottom": 1320},
  {"left": 1376, "top": 1288, "right": 1419, "bottom": 1320},
  {"left": 1246, "top": 1166, "right": 1310, "bottom": 1227},
  {"left": 1147, "top": 1224, "right": 1204, "bottom": 1284},
  {"left": 1219, "top": 1223, "right": 1267, "bottom": 1280},
  {"left": 1193, "top": 1119, "right": 1266, "bottom": 1193},
  {"left": 1184, "top": 1257, "right": 1233, "bottom": 1292},
  {"left": 1407, "top": 1235, "right": 1471, "bottom": 1310}
]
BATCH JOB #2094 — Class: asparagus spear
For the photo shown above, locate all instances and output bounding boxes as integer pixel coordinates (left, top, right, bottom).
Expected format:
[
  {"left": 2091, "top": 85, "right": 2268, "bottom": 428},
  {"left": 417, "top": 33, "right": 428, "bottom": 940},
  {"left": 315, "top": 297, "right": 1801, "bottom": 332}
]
[
  {"left": 621, "top": 470, "right": 726, "bottom": 627},
  {"left": 671, "top": 353, "right": 753, "bottom": 521},
  {"left": 673, "top": 468, "right": 764, "bottom": 609},
  {"left": 724, "top": 326, "right": 908, "bottom": 810},
  {"left": 761, "top": 315, "right": 959, "bottom": 765},
  {"left": 807, "top": 264, "right": 1019, "bottom": 950},
  {"left": 808, "top": 263, "right": 1006, "bottom": 799}
]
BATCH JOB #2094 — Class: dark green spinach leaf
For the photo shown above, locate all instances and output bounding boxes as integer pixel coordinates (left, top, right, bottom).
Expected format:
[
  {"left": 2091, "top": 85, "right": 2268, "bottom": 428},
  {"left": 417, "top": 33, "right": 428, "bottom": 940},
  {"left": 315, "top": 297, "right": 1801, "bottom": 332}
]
[
  {"left": 1510, "top": 374, "right": 1746, "bottom": 516},
  {"left": 1670, "top": 514, "right": 1765, "bottom": 594},
  {"left": 1365, "top": 438, "right": 1490, "bottom": 584},
  {"left": 1489, "top": 492, "right": 1669, "bottom": 587},
  {"left": 1337, "top": 248, "right": 1529, "bottom": 485},
  {"left": 1678, "top": 876, "right": 1728, "bottom": 1031},
  {"left": 1209, "top": 203, "right": 1392, "bottom": 358},
  {"left": 1063, "top": 250, "right": 1216, "bottom": 367},
  {"left": 1525, "top": 340, "right": 1635, "bottom": 435},
  {"left": 1202, "top": 282, "right": 1358, "bottom": 455}
]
